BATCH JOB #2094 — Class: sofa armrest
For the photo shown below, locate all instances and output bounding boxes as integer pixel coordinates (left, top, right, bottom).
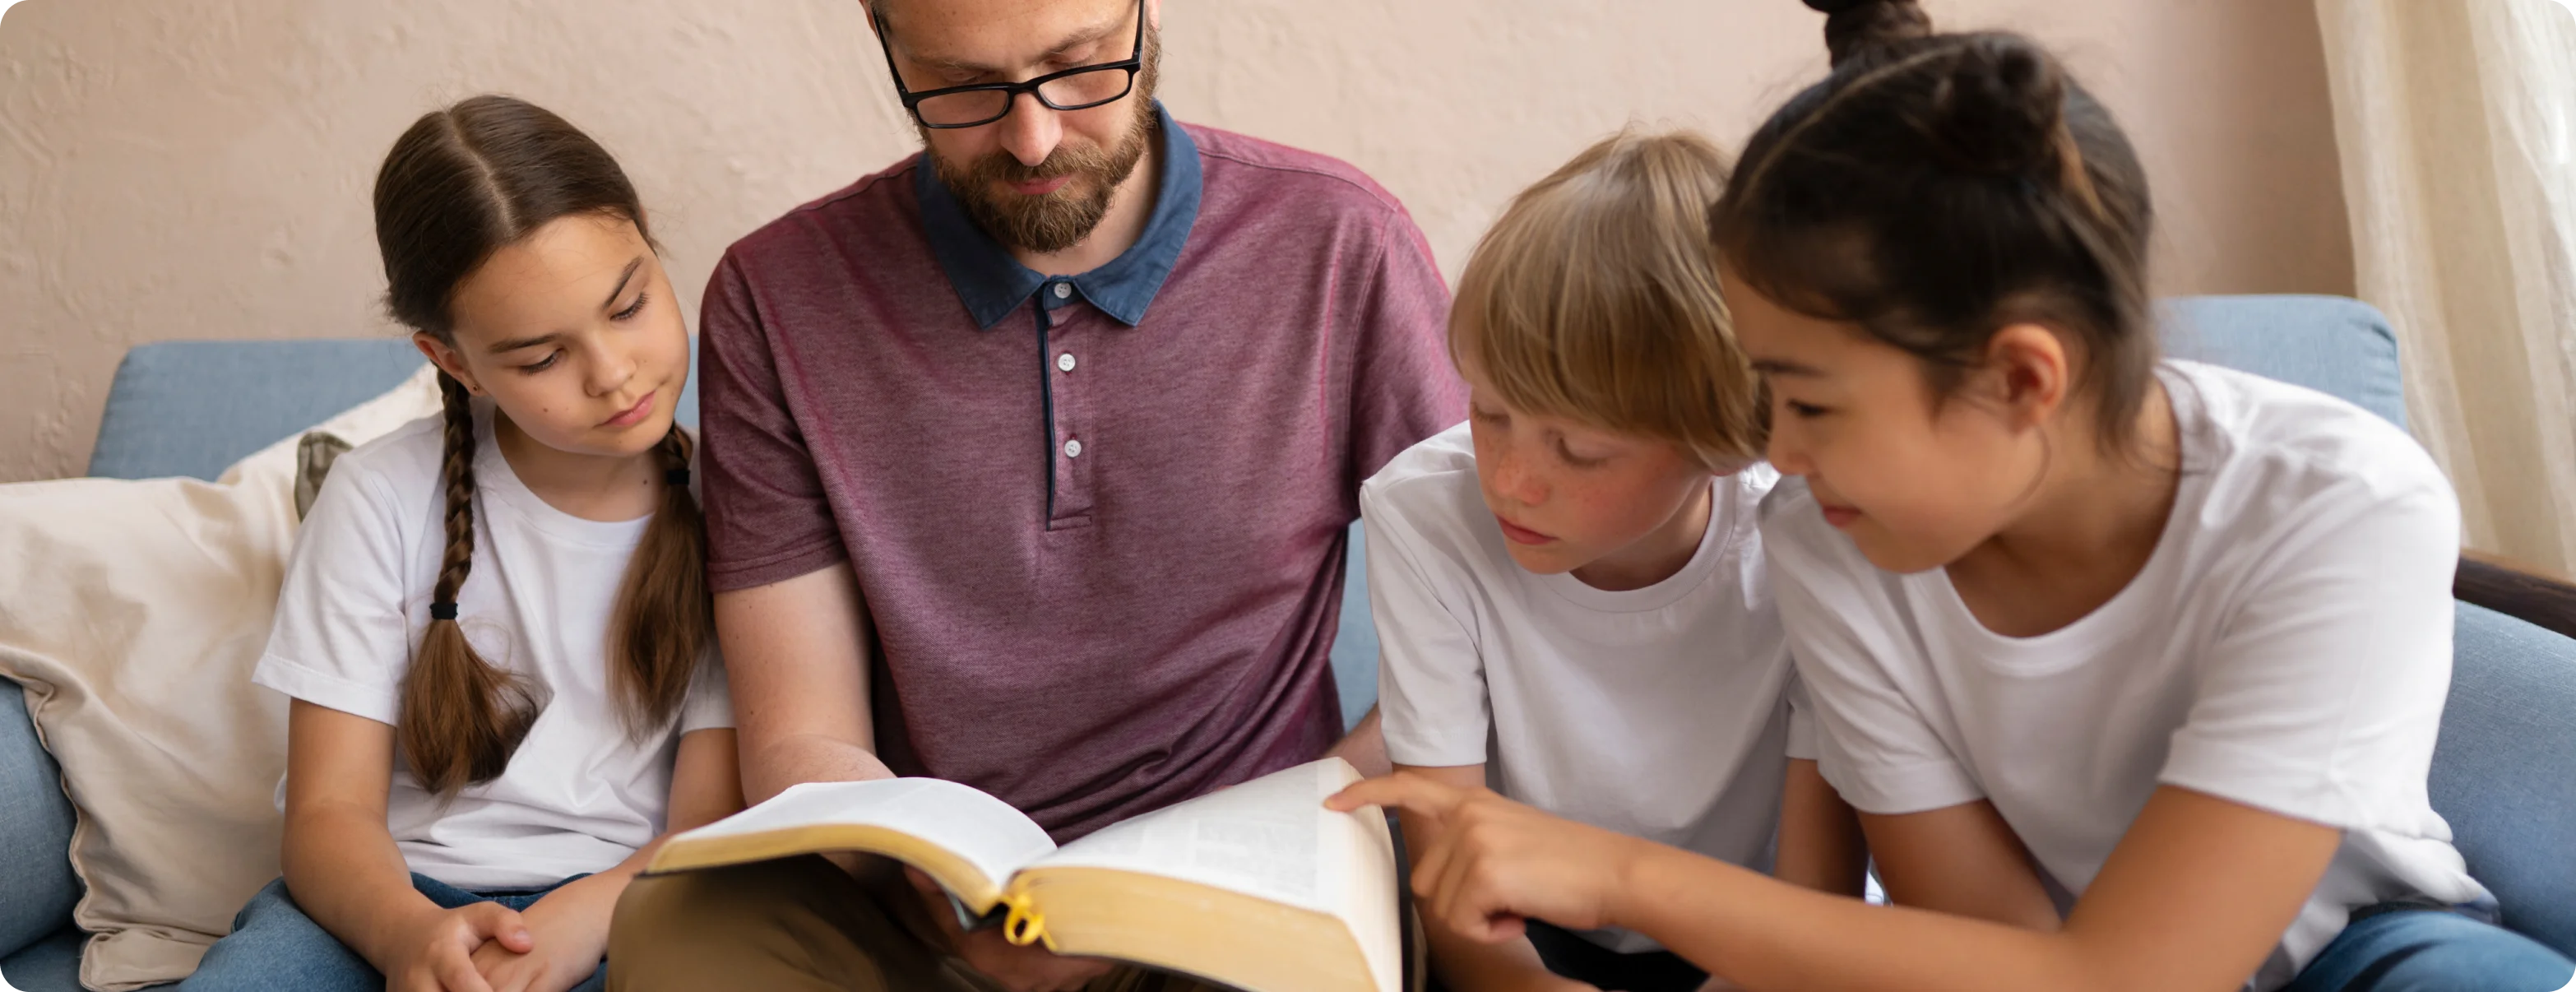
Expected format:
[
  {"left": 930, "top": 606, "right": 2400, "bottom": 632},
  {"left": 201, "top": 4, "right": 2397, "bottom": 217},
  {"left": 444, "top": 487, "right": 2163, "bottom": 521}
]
[{"left": 2456, "top": 550, "right": 2576, "bottom": 641}]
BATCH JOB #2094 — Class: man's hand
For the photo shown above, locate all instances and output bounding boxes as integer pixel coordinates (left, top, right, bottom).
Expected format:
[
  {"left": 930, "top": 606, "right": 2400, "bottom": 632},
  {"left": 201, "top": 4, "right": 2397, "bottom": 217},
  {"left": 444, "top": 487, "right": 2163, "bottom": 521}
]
[
  {"left": 903, "top": 868, "right": 1112, "bottom": 992},
  {"left": 951, "top": 924, "right": 1114, "bottom": 992},
  {"left": 1329, "top": 772, "right": 1647, "bottom": 943}
]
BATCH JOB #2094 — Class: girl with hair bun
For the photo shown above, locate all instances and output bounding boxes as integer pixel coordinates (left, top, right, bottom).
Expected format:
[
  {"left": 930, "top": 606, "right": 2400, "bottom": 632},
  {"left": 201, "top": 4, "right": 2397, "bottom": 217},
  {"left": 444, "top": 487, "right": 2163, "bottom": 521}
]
[
  {"left": 1333, "top": 2, "right": 2576, "bottom": 990},
  {"left": 180, "top": 95, "right": 741, "bottom": 992}
]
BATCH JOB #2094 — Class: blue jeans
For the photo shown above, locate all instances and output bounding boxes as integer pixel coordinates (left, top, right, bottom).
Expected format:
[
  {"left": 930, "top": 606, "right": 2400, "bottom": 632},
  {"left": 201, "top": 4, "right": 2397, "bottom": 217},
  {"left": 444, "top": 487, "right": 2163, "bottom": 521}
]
[
  {"left": 2284, "top": 906, "right": 2574, "bottom": 992},
  {"left": 178, "top": 874, "right": 609, "bottom": 992}
]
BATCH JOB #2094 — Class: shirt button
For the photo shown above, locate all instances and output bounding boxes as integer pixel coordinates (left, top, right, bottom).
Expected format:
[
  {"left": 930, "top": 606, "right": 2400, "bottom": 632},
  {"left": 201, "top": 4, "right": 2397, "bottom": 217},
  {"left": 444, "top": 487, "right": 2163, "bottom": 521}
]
[
  {"left": 1063, "top": 438, "right": 1083, "bottom": 458},
  {"left": 1051, "top": 282, "right": 1073, "bottom": 300},
  {"left": 1057, "top": 353, "right": 1077, "bottom": 373}
]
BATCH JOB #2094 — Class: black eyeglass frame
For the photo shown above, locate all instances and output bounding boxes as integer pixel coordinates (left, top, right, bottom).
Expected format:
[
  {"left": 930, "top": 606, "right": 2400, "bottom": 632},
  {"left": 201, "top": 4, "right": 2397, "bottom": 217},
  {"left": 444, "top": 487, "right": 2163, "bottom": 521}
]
[{"left": 873, "top": 0, "right": 1148, "bottom": 130}]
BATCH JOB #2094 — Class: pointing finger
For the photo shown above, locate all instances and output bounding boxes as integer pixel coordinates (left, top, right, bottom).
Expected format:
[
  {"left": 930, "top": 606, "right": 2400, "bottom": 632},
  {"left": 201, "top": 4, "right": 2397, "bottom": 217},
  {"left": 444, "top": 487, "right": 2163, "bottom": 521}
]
[{"left": 1327, "top": 773, "right": 1466, "bottom": 823}]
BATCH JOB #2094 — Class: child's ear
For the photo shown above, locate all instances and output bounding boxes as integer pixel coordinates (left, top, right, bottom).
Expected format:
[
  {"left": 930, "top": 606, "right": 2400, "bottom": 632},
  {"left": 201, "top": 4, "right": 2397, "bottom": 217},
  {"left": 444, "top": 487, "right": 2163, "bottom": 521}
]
[
  {"left": 411, "top": 332, "right": 484, "bottom": 396},
  {"left": 1982, "top": 323, "right": 2069, "bottom": 433}
]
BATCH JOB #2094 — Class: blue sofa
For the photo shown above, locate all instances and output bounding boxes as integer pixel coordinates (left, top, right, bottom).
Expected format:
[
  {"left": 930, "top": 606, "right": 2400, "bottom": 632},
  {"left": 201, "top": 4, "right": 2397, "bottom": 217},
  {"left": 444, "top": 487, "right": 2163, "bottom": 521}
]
[{"left": 4, "top": 296, "right": 2572, "bottom": 990}]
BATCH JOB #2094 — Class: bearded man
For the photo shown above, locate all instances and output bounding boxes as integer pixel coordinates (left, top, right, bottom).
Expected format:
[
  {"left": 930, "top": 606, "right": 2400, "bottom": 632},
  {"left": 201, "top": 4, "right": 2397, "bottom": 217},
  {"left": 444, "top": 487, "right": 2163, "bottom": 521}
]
[{"left": 605, "top": 1, "right": 1463, "bottom": 989}]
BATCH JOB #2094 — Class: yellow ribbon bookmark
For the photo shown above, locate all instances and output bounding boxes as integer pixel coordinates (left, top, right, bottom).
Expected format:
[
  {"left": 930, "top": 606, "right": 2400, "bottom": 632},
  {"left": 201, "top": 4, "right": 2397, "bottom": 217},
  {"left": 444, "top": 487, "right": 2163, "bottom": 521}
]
[{"left": 997, "top": 890, "right": 1059, "bottom": 952}]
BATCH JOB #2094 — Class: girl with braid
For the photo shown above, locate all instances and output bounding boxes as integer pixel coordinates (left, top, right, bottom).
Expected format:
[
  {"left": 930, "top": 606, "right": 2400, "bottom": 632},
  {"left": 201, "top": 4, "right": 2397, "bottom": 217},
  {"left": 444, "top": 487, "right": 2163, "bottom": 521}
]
[
  {"left": 1333, "top": 2, "right": 2576, "bottom": 990},
  {"left": 183, "top": 95, "right": 740, "bottom": 992}
]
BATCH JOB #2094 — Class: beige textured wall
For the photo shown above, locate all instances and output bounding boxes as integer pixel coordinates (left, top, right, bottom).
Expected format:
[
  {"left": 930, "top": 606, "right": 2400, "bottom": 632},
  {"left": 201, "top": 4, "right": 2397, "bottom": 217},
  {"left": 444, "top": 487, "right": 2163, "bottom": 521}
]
[{"left": 0, "top": 0, "right": 2351, "bottom": 482}]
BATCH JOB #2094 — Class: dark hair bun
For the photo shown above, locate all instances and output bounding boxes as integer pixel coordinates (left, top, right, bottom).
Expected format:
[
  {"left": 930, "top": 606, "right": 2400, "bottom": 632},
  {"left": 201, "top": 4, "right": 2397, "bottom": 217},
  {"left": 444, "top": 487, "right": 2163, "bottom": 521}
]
[
  {"left": 1807, "top": 0, "right": 1933, "bottom": 66},
  {"left": 1927, "top": 35, "right": 2070, "bottom": 177}
]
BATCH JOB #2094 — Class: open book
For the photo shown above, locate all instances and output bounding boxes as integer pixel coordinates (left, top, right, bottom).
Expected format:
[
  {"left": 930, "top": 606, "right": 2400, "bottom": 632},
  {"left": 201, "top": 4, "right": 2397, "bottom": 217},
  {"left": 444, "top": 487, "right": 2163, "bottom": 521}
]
[{"left": 645, "top": 758, "right": 1400, "bottom": 992}]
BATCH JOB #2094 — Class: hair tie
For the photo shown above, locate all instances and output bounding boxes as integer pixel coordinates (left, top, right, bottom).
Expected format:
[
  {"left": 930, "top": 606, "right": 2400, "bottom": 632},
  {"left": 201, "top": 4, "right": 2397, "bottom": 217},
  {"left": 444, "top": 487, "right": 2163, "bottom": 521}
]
[
  {"left": 429, "top": 601, "right": 459, "bottom": 621},
  {"left": 665, "top": 467, "right": 691, "bottom": 487}
]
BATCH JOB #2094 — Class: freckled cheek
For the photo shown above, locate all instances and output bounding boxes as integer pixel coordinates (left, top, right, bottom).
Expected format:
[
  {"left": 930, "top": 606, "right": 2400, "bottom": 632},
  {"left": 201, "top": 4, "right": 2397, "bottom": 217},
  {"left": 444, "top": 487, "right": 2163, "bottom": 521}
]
[
  {"left": 1541, "top": 487, "right": 1588, "bottom": 540},
  {"left": 1559, "top": 484, "right": 1638, "bottom": 548}
]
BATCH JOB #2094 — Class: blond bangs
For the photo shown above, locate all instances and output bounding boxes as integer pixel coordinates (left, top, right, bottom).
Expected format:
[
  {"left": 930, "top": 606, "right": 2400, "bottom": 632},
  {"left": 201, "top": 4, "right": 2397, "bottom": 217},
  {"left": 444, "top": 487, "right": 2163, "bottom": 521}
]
[{"left": 1449, "top": 130, "right": 1767, "bottom": 466}]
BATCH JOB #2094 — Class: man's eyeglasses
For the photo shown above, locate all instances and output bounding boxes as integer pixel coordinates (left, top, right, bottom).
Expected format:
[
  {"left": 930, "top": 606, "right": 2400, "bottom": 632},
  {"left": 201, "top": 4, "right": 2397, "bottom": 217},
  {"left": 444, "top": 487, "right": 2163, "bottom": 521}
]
[{"left": 873, "top": 0, "right": 1147, "bottom": 130}]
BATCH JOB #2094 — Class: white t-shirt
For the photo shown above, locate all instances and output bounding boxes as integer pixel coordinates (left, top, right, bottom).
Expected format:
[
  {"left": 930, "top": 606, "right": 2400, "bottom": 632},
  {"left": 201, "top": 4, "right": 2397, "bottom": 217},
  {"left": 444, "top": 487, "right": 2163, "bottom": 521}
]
[
  {"left": 256, "top": 406, "right": 734, "bottom": 891},
  {"left": 1366, "top": 424, "right": 1807, "bottom": 952},
  {"left": 1763, "top": 361, "right": 2489, "bottom": 990}
]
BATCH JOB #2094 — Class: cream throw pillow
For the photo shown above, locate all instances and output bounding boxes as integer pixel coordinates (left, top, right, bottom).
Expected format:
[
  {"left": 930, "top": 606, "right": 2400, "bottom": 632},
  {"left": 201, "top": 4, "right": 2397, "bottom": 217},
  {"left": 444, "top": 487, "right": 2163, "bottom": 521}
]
[{"left": 0, "top": 362, "right": 438, "bottom": 991}]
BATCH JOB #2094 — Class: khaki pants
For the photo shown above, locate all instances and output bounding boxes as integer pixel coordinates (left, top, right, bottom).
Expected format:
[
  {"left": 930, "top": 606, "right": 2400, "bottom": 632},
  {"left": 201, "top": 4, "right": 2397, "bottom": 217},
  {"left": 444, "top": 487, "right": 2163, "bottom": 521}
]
[{"left": 608, "top": 854, "right": 1421, "bottom": 992}]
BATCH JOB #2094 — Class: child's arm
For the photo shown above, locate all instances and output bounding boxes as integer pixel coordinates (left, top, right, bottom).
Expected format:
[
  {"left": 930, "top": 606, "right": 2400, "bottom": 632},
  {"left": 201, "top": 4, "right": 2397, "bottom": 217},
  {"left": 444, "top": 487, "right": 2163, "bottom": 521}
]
[
  {"left": 282, "top": 700, "right": 535, "bottom": 992},
  {"left": 1323, "top": 706, "right": 1393, "bottom": 778},
  {"left": 1397, "top": 763, "right": 1596, "bottom": 992},
  {"left": 1771, "top": 756, "right": 2064, "bottom": 931},
  {"left": 1336, "top": 776, "right": 2338, "bottom": 992},
  {"left": 1857, "top": 798, "right": 2060, "bottom": 929},
  {"left": 470, "top": 727, "right": 744, "bottom": 992},
  {"left": 1768, "top": 759, "right": 1868, "bottom": 897}
]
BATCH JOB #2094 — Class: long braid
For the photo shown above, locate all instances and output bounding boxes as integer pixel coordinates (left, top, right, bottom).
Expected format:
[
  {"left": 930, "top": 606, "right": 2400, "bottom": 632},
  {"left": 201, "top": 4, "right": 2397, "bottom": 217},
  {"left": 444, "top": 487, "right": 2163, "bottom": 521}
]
[
  {"left": 432, "top": 373, "right": 479, "bottom": 605},
  {"left": 397, "top": 373, "right": 541, "bottom": 796},
  {"left": 607, "top": 423, "right": 711, "bottom": 737}
]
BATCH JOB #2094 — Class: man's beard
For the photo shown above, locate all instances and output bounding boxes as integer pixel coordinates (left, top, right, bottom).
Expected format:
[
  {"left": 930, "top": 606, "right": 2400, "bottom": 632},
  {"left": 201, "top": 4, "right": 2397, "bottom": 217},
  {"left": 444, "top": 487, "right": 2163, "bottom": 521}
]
[{"left": 927, "top": 31, "right": 1161, "bottom": 255}]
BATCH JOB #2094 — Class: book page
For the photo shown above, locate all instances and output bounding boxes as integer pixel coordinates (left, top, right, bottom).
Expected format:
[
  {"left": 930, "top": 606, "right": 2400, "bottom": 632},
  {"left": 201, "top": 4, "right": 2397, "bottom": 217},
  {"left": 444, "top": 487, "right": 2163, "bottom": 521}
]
[
  {"left": 1033, "top": 759, "right": 1356, "bottom": 913},
  {"left": 667, "top": 777, "right": 1057, "bottom": 893},
  {"left": 997, "top": 759, "right": 1403, "bottom": 992}
]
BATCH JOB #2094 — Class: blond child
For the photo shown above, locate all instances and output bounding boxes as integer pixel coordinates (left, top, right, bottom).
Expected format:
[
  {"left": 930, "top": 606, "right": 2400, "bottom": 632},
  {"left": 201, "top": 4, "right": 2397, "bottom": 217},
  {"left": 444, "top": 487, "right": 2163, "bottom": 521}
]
[{"left": 1361, "top": 131, "right": 1861, "bottom": 992}]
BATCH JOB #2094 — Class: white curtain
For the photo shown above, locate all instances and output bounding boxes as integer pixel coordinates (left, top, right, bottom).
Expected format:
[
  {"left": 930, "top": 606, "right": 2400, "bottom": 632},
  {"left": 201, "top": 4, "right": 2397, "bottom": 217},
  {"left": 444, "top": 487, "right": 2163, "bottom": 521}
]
[{"left": 2316, "top": 0, "right": 2576, "bottom": 576}]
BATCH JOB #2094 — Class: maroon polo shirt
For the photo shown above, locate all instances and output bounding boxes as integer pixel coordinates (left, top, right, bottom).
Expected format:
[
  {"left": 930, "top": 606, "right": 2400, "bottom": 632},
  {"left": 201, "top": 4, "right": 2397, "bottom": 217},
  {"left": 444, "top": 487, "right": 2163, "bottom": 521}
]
[{"left": 698, "top": 106, "right": 1465, "bottom": 840}]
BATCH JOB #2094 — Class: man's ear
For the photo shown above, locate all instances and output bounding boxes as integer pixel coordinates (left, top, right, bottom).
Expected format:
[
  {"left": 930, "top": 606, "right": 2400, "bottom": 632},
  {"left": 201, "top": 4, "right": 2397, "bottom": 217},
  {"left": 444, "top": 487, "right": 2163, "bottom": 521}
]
[
  {"left": 1981, "top": 323, "right": 2069, "bottom": 433},
  {"left": 1146, "top": 0, "right": 1162, "bottom": 30},
  {"left": 412, "top": 332, "right": 483, "bottom": 396}
]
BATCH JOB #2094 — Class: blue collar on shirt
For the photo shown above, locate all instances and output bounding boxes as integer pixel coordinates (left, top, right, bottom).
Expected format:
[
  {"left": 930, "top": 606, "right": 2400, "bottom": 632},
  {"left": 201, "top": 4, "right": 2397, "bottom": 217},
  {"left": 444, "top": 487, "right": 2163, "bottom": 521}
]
[{"left": 915, "top": 100, "right": 1202, "bottom": 330}]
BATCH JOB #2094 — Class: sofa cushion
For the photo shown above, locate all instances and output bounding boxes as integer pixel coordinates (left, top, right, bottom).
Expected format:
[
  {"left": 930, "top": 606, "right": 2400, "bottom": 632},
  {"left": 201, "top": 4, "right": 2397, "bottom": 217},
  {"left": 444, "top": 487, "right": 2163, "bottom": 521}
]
[
  {"left": 86, "top": 341, "right": 425, "bottom": 482},
  {"left": 0, "top": 365, "right": 440, "bottom": 990},
  {"left": 0, "top": 679, "right": 79, "bottom": 961},
  {"left": 2433, "top": 603, "right": 2576, "bottom": 958},
  {"left": 2160, "top": 294, "right": 2409, "bottom": 430}
]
